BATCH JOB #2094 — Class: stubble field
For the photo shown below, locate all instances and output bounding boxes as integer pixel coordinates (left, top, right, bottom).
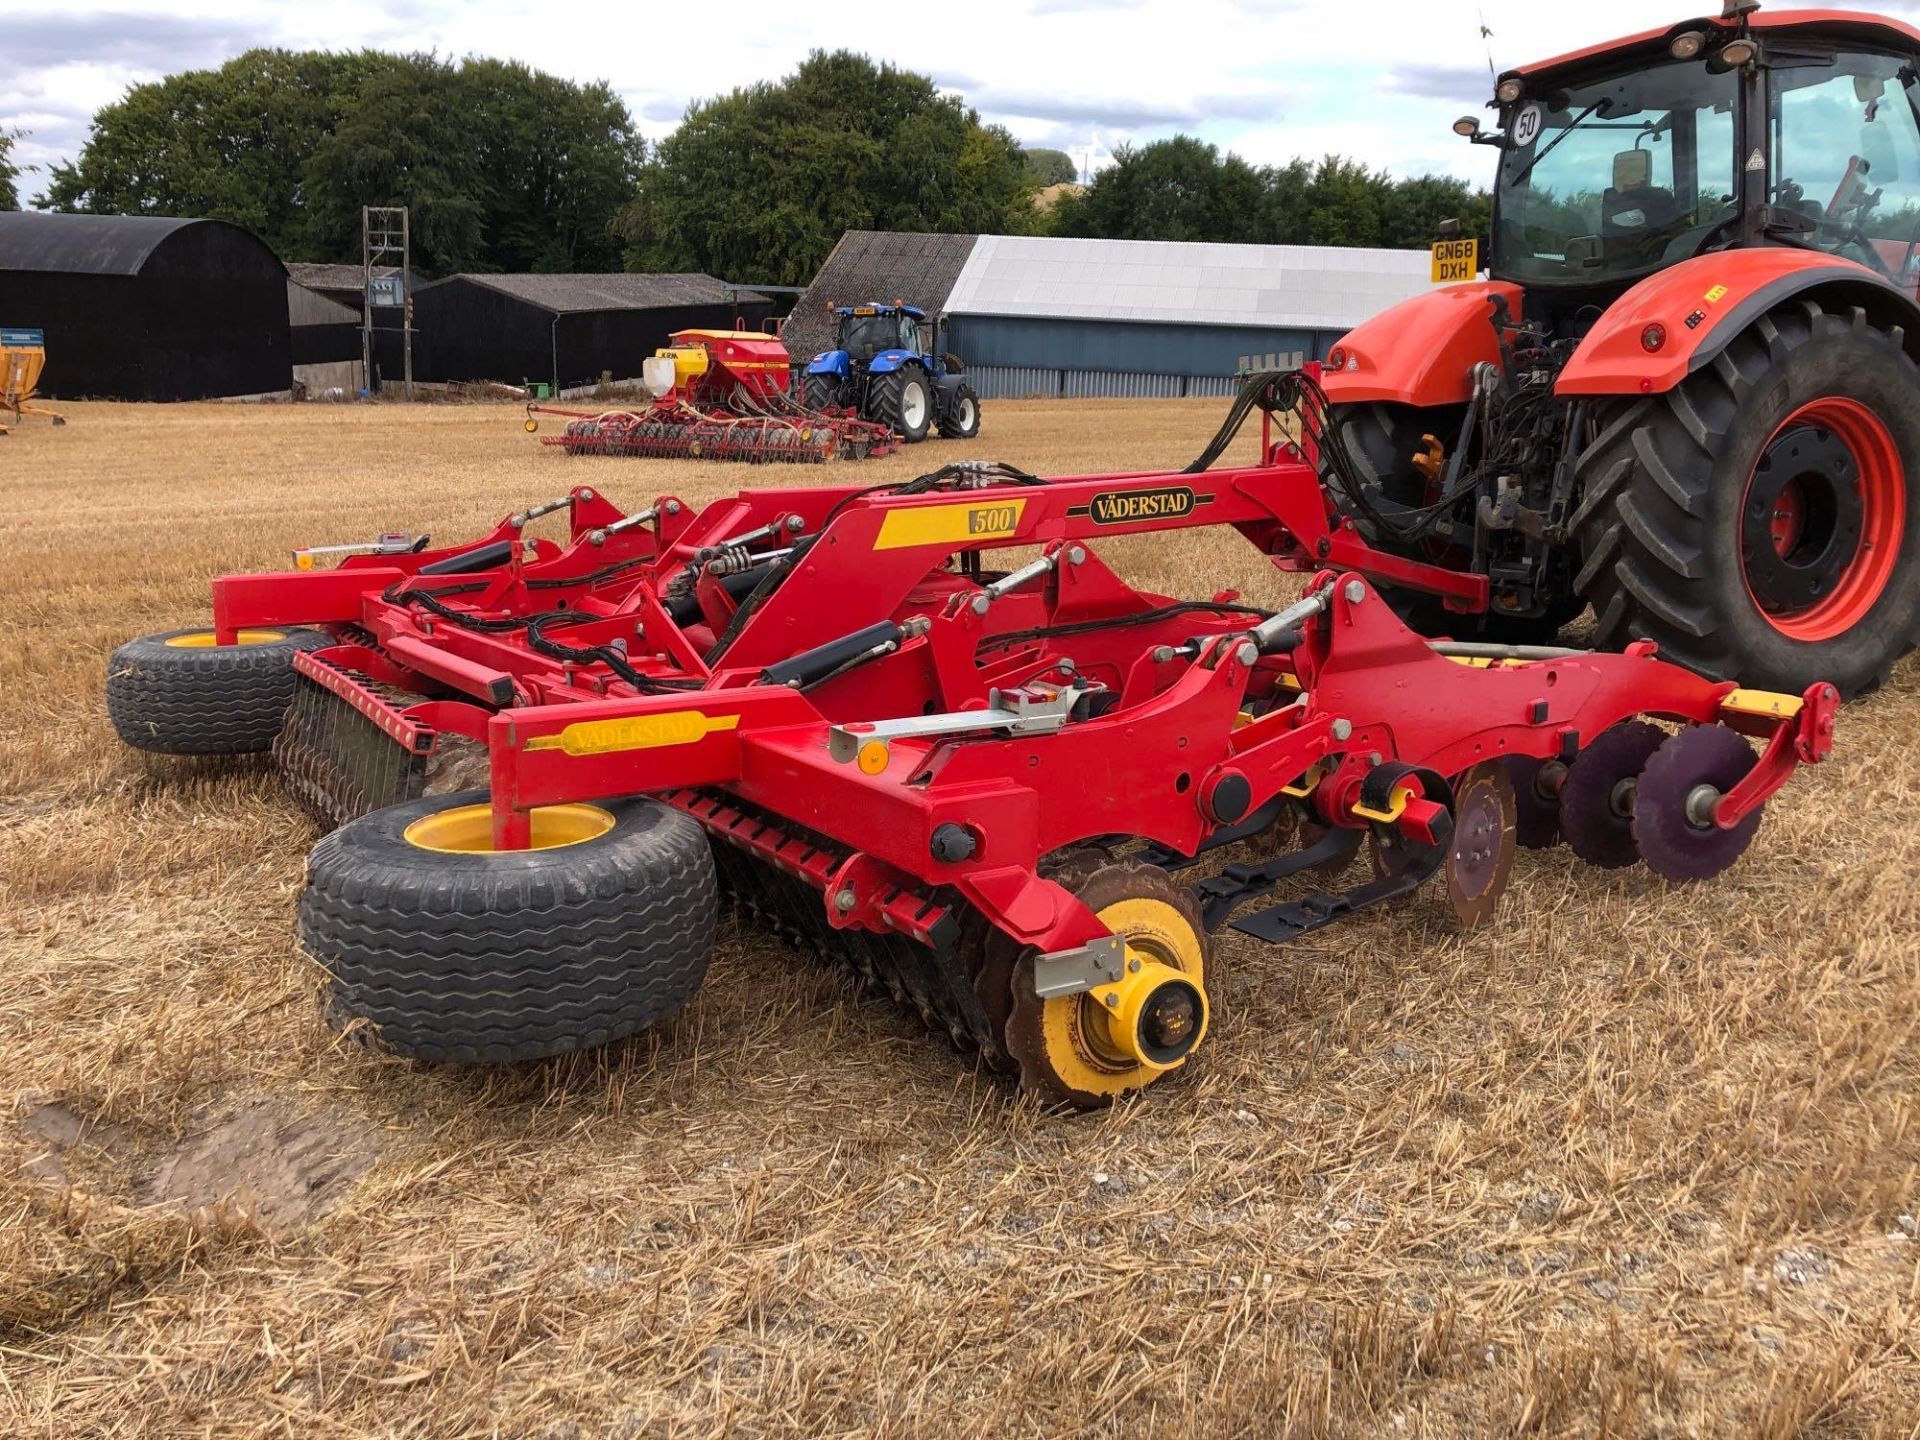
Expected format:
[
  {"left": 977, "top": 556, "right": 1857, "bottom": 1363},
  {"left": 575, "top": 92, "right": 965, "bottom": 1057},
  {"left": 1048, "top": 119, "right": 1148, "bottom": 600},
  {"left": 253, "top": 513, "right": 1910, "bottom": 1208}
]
[{"left": 1, "top": 397, "right": 1917, "bottom": 1438}]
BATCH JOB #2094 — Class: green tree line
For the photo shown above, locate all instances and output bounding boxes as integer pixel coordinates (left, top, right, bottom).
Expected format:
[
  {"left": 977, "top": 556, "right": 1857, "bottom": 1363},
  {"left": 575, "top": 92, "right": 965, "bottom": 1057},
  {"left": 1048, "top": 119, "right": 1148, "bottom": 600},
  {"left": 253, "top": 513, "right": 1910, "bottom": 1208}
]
[
  {"left": 0, "top": 129, "right": 22, "bottom": 211},
  {"left": 36, "top": 50, "right": 1489, "bottom": 278}
]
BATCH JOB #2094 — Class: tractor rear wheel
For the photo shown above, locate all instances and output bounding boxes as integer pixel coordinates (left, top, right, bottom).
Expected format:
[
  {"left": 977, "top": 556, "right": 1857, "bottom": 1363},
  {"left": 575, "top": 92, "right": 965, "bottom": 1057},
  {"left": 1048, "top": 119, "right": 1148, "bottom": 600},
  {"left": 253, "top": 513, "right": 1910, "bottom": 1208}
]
[
  {"left": 107, "top": 627, "right": 327, "bottom": 755},
  {"left": 938, "top": 384, "right": 981, "bottom": 439},
  {"left": 300, "top": 789, "right": 716, "bottom": 1064},
  {"left": 1571, "top": 299, "right": 1920, "bottom": 697},
  {"left": 873, "top": 371, "right": 933, "bottom": 443}
]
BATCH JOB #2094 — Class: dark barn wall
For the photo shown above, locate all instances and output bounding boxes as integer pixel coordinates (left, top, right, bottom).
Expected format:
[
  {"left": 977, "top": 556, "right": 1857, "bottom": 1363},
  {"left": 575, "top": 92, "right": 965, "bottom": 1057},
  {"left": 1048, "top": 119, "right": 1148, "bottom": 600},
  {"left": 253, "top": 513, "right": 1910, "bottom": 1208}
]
[
  {"left": 412, "top": 280, "right": 776, "bottom": 389},
  {"left": 0, "top": 217, "right": 289, "bottom": 401},
  {"left": 0, "top": 273, "right": 147, "bottom": 398},
  {"left": 292, "top": 323, "right": 362, "bottom": 367},
  {"left": 138, "top": 224, "right": 290, "bottom": 401}
]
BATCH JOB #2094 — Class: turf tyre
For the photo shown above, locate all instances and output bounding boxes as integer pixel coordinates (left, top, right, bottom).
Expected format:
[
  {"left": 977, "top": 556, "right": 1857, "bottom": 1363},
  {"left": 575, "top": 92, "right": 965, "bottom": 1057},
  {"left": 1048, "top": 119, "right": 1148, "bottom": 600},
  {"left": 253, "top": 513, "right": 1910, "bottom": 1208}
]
[
  {"left": 107, "top": 628, "right": 327, "bottom": 755},
  {"left": 299, "top": 789, "right": 717, "bottom": 1064},
  {"left": 1570, "top": 299, "right": 1920, "bottom": 697}
]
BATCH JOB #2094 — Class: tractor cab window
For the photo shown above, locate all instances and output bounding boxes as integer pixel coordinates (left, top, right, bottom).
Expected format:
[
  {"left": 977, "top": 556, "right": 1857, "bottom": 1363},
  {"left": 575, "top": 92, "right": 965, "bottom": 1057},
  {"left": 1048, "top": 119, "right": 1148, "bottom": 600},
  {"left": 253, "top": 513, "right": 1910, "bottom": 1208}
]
[
  {"left": 898, "top": 316, "right": 922, "bottom": 354},
  {"left": 1493, "top": 58, "right": 1739, "bottom": 285},
  {"left": 841, "top": 313, "right": 905, "bottom": 358},
  {"left": 1771, "top": 53, "right": 1920, "bottom": 287}
]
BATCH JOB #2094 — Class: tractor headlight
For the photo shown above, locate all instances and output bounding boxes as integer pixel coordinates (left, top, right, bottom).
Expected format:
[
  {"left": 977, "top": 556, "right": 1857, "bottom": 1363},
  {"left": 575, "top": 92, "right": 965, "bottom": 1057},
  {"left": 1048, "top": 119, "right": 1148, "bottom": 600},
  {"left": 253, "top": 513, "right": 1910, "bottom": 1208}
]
[
  {"left": 1454, "top": 115, "right": 1482, "bottom": 138},
  {"left": 1719, "top": 38, "right": 1757, "bottom": 67},
  {"left": 1669, "top": 30, "right": 1705, "bottom": 60},
  {"left": 1496, "top": 78, "right": 1523, "bottom": 104}
]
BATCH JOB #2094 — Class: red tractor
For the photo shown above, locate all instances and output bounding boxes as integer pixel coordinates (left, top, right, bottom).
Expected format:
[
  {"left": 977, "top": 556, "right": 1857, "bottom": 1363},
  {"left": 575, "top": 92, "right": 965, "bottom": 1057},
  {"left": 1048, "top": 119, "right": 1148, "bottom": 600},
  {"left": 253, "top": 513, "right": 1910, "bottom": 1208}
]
[{"left": 1323, "top": 1, "right": 1920, "bottom": 699}]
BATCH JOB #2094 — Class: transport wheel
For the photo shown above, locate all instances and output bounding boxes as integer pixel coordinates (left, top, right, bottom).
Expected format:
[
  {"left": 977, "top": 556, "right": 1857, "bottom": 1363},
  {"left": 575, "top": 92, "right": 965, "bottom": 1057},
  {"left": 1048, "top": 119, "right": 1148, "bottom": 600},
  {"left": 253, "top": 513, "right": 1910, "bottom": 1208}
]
[
  {"left": 1004, "top": 860, "right": 1213, "bottom": 1110},
  {"left": 1558, "top": 720, "right": 1666, "bottom": 870},
  {"left": 106, "top": 627, "right": 327, "bottom": 755},
  {"left": 873, "top": 371, "right": 933, "bottom": 443},
  {"left": 937, "top": 384, "right": 982, "bottom": 439},
  {"left": 1631, "top": 726, "right": 1763, "bottom": 883},
  {"left": 1572, "top": 299, "right": 1920, "bottom": 698},
  {"left": 1500, "top": 755, "right": 1566, "bottom": 849},
  {"left": 803, "top": 373, "right": 841, "bottom": 410},
  {"left": 300, "top": 789, "right": 716, "bottom": 1064}
]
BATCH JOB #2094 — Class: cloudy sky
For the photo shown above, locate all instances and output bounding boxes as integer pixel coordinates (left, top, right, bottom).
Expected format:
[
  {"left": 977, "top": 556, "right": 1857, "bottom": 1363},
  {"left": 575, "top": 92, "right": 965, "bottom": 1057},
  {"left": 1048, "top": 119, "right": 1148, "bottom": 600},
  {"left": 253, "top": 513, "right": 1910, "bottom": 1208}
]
[{"left": 9, "top": 0, "right": 1920, "bottom": 202}]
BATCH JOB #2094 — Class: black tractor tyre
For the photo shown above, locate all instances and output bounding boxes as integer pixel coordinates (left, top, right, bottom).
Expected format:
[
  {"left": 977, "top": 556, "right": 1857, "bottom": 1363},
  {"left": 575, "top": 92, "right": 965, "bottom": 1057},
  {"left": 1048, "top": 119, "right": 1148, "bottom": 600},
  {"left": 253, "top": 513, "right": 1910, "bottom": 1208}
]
[
  {"left": 107, "top": 627, "right": 328, "bottom": 755},
  {"left": 1570, "top": 298, "right": 1920, "bottom": 698},
  {"left": 937, "top": 383, "right": 982, "bottom": 439},
  {"left": 803, "top": 373, "right": 842, "bottom": 411},
  {"left": 872, "top": 370, "right": 933, "bottom": 443},
  {"left": 299, "top": 790, "right": 717, "bottom": 1064}
]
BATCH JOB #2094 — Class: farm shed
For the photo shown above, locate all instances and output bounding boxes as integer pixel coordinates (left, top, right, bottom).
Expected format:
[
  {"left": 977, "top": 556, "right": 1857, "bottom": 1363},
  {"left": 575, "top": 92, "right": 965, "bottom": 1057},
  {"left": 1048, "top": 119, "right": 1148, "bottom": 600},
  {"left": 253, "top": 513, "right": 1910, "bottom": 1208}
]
[
  {"left": 0, "top": 212, "right": 290, "bottom": 401},
  {"left": 791, "top": 231, "right": 1432, "bottom": 399},
  {"left": 287, "top": 279, "right": 363, "bottom": 396},
  {"left": 411, "top": 273, "right": 774, "bottom": 391}
]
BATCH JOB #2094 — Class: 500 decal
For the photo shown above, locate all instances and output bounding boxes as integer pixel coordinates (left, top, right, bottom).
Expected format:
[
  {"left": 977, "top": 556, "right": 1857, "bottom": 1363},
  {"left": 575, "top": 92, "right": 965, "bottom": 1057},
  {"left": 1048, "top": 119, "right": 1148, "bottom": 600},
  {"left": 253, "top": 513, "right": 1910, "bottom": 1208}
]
[{"left": 1087, "top": 486, "right": 1198, "bottom": 525}]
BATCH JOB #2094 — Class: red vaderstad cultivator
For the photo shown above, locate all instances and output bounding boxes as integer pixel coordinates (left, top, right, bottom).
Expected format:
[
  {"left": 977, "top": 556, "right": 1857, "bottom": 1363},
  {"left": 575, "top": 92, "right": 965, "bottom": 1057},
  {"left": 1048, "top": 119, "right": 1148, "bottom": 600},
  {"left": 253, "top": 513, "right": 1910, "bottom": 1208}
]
[
  {"left": 523, "top": 329, "right": 896, "bottom": 463},
  {"left": 107, "top": 372, "right": 1837, "bottom": 1107}
]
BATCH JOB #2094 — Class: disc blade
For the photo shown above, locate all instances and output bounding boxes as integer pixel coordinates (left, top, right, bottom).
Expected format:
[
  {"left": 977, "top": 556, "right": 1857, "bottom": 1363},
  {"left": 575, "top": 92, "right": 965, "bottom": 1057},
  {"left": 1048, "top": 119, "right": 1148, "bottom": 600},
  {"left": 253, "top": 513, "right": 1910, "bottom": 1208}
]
[{"left": 1631, "top": 726, "right": 1763, "bottom": 882}]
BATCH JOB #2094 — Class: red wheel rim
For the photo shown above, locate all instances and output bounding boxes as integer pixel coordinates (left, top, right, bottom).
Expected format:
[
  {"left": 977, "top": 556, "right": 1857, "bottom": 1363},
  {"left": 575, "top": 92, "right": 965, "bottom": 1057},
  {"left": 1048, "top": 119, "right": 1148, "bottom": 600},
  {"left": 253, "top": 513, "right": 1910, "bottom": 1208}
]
[{"left": 1739, "top": 397, "right": 1905, "bottom": 641}]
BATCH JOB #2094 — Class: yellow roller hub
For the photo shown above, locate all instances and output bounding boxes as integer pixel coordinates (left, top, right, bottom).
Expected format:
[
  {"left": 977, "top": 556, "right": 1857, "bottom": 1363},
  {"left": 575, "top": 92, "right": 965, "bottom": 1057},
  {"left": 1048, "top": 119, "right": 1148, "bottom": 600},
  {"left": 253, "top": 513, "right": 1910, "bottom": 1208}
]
[
  {"left": 402, "top": 802, "right": 615, "bottom": 854},
  {"left": 164, "top": 629, "right": 287, "bottom": 648},
  {"left": 1035, "top": 894, "right": 1209, "bottom": 1100}
]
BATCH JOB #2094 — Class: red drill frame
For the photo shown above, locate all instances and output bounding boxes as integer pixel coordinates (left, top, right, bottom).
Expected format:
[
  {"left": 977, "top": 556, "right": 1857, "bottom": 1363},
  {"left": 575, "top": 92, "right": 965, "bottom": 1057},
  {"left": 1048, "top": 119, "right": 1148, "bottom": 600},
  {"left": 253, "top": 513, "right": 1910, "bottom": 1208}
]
[{"left": 212, "top": 440, "right": 1835, "bottom": 960}]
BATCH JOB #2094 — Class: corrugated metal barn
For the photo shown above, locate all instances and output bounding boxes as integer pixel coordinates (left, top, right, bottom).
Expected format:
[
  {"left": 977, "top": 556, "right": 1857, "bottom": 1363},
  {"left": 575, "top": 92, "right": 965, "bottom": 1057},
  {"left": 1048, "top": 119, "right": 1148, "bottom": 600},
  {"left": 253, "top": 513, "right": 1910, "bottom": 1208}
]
[
  {"left": 793, "top": 231, "right": 1432, "bottom": 399},
  {"left": 0, "top": 212, "right": 290, "bottom": 401},
  {"left": 413, "top": 273, "right": 774, "bottom": 391}
]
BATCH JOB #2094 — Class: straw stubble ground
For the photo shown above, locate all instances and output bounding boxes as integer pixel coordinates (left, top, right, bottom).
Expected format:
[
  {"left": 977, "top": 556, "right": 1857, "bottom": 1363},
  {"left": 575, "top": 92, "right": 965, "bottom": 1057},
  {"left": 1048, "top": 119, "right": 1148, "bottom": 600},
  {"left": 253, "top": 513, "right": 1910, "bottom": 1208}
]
[{"left": 1, "top": 398, "right": 1917, "bottom": 1438}]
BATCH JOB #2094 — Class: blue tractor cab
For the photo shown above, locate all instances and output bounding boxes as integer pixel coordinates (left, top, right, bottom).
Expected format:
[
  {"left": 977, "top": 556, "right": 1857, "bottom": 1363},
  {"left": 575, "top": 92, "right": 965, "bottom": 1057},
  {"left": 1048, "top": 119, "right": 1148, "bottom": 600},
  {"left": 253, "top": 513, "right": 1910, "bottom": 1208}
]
[{"left": 804, "top": 302, "right": 980, "bottom": 443}]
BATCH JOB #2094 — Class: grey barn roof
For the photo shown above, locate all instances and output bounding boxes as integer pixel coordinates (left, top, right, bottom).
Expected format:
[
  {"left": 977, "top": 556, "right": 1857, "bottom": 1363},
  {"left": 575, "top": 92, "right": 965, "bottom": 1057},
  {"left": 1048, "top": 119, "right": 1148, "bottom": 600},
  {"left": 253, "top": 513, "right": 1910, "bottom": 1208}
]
[
  {"left": 442, "top": 272, "right": 766, "bottom": 315},
  {"left": 0, "top": 212, "right": 281, "bottom": 276},
  {"left": 785, "top": 232, "right": 979, "bottom": 359},
  {"left": 286, "top": 262, "right": 398, "bottom": 293}
]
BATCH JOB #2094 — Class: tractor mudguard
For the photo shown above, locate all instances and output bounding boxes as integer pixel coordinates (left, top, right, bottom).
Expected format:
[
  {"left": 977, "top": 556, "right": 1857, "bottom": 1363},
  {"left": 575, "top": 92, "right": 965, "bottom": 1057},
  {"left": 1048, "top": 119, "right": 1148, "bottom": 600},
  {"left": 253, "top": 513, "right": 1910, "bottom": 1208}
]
[
  {"left": 865, "top": 349, "right": 920, "bottom": 375},
  {"left": 1556, "top": 249, "right": 1920, "bottom": 396},
  {"left": 934, "top": 373, "right": 968, "bottom": 398},
  {"left": 1319, "top": 281, "right": 1524, "bottom": 408},
  {"left": 806, "top": 349, "right": 851, "bottom": 378}
]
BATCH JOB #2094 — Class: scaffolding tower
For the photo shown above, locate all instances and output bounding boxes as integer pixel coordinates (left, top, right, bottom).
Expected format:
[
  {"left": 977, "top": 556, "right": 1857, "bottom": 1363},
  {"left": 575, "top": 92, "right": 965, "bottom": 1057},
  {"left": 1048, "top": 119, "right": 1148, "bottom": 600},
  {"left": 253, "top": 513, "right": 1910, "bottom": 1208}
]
[{"left": 361, "top": 206, "right": 414, "bottom": 397}]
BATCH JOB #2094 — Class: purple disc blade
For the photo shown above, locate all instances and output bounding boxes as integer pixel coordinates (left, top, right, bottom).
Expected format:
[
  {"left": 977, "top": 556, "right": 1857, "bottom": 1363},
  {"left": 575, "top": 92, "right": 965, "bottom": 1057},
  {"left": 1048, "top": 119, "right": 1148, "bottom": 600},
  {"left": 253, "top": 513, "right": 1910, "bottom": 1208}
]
[{"left": 1632, "top": 726, "right": 1763, "bottom": 882}]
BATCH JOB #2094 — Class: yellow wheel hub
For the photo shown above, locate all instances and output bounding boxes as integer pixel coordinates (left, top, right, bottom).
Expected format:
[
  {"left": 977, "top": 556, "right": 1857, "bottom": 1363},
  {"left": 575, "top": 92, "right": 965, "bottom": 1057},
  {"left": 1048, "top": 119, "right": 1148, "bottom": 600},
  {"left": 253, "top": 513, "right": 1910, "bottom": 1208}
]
[
  {"left": 164, "top": 629, "right": 286, "bottom": 648},
  {"left": 1035, "top": 893, "right": 1210, "bottom": 1100},
  {"left": 402, "top": 802, "right": 614, "bottom": 854}
]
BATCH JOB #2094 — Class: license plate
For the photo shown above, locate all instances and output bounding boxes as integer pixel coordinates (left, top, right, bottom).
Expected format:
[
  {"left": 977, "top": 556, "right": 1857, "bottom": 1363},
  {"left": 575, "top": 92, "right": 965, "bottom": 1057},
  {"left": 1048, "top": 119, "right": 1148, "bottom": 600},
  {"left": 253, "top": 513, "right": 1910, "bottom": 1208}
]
[{"left": 1431, "top": 238, "right": 1479, "bottom": 283}]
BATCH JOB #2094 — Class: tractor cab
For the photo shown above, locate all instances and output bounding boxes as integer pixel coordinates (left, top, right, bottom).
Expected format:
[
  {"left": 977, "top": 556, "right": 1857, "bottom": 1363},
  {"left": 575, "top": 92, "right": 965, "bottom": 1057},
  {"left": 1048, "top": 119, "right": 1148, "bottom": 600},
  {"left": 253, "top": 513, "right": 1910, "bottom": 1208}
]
[
  {"left": 834, "top": 303, "right": 928, "bottom": 362},
  {"left": 1484, "top": 7, "right": 1920, "bottom": 298}
]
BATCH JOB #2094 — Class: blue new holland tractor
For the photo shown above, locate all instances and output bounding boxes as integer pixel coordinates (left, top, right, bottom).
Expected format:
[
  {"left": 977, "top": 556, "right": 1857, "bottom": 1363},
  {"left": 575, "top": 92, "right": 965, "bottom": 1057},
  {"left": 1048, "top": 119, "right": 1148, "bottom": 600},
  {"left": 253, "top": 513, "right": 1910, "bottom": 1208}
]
[{"left": 803, "top": 303, "right": 981, "bottom": 444}]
